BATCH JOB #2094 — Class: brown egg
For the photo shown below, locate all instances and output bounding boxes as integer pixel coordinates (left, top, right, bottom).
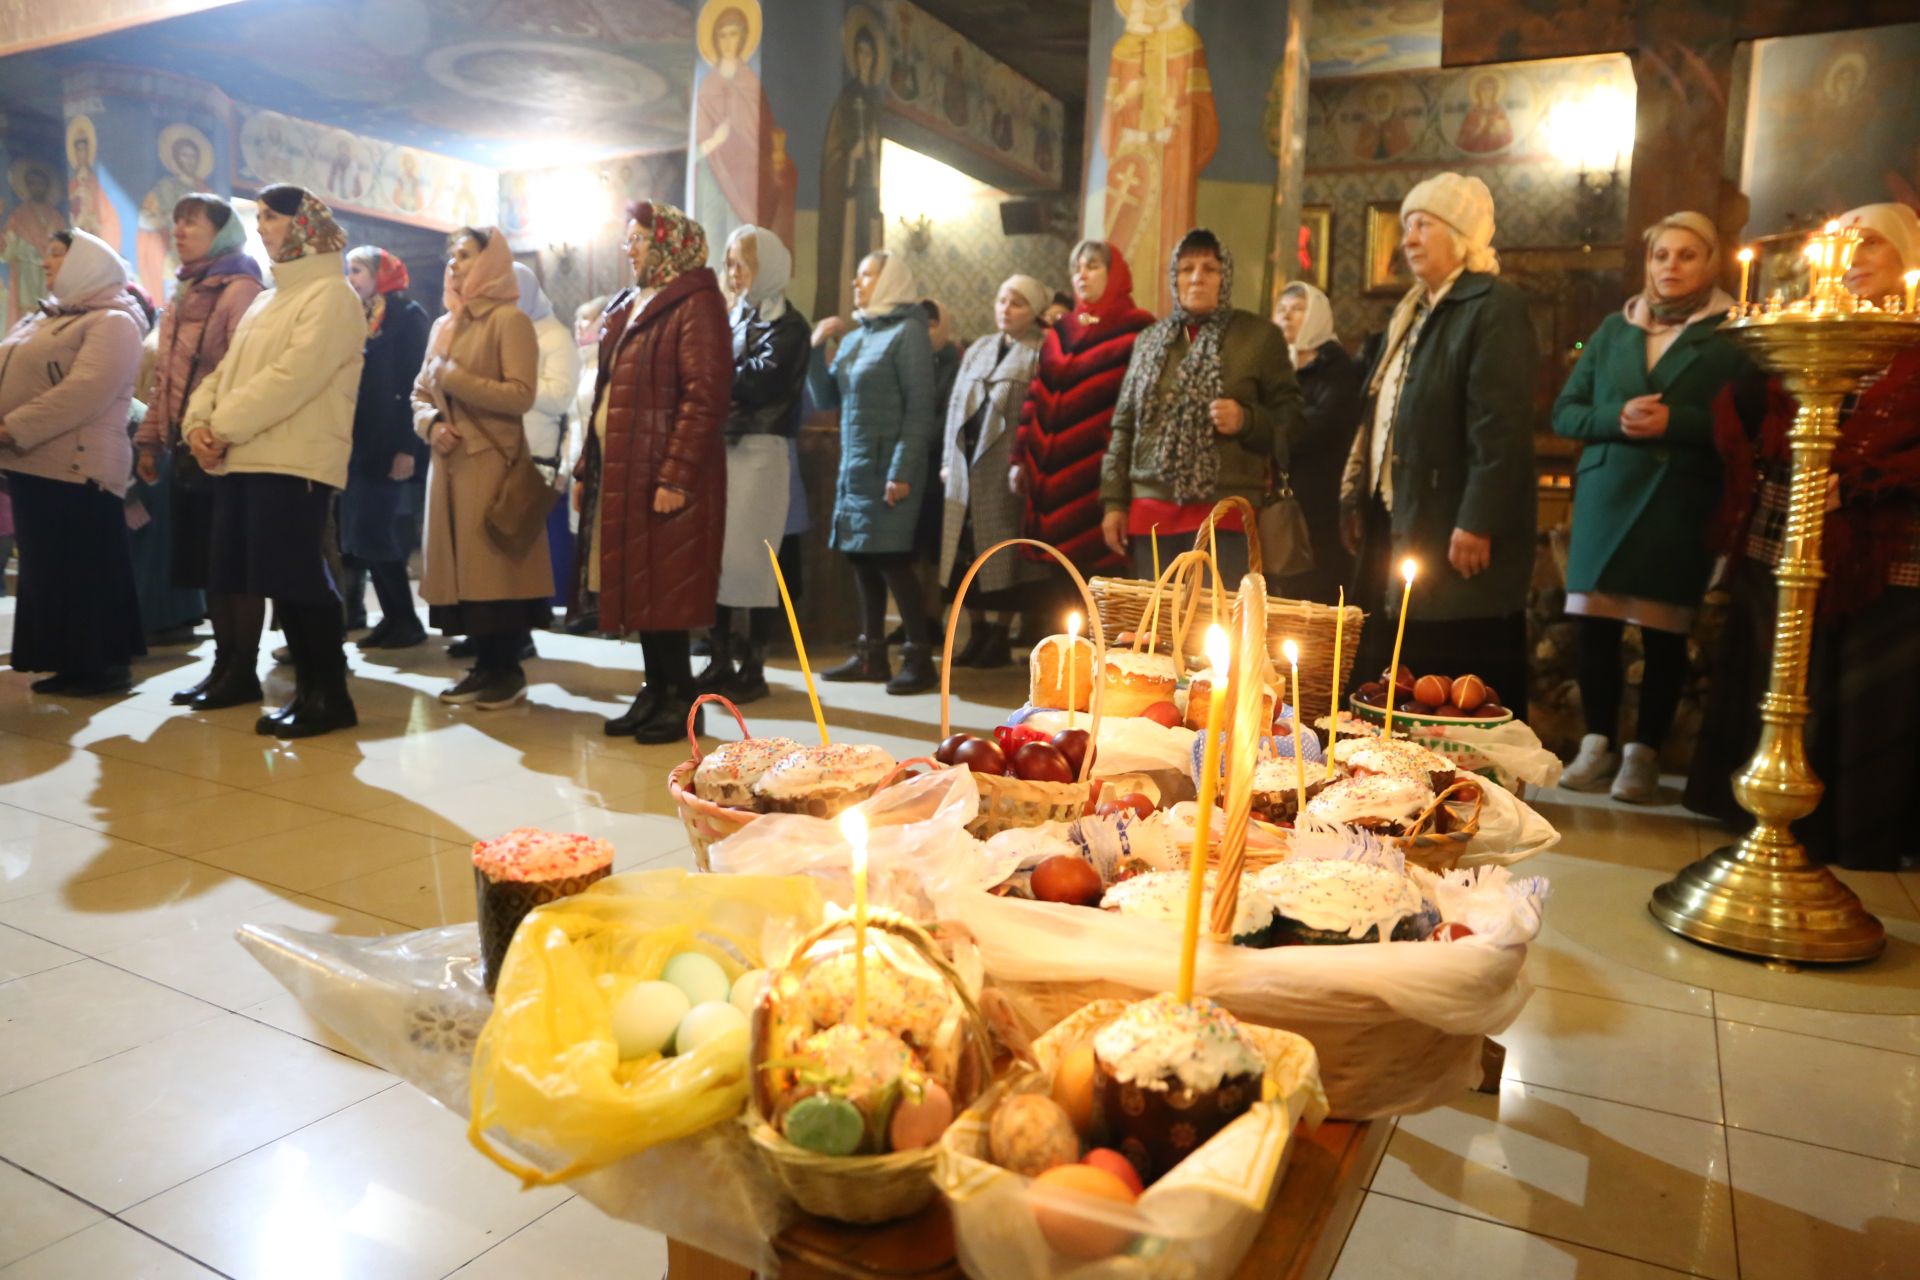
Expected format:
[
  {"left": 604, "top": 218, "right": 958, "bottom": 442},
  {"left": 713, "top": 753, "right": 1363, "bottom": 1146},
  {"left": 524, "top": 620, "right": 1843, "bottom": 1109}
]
[
  {"left": 1434, "top": 702, "right": 1465, "bottom": 718},
  {"left": 991, "top": 1094, "right": 1081, "bottom": 1177},
  {"left": 1029, "top": 1164, "right": 1138, "bottom": 1260},
  {"left": 1014, "top": 741, "right": 1074, "bottom": 783},
  {"left": 1051, "top": 1043, "right": 1100, "bottom": 1137},
  {"left": 1412, "top": 674, "right": 1451, "bottom": 708},
  {"left": 1472, "top": 703, "right": 1509, "bottom": 719},
  {"left": 1450, "top": 673, "right": 1488, "bottom": 711},
  {"left": 1032, "top": 855, "right": 1103, "bottom": 906}
]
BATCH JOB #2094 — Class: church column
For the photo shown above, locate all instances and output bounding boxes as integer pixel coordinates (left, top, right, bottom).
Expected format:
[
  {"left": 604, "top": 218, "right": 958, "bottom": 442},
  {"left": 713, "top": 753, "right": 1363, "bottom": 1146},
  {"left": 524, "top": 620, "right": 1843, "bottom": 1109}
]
[
  {"left": 62, "top": 65, "right": 233, "bottom": 302},
  {"left": 1622, "top": 5, "right": 1739, "bottom": 282}
]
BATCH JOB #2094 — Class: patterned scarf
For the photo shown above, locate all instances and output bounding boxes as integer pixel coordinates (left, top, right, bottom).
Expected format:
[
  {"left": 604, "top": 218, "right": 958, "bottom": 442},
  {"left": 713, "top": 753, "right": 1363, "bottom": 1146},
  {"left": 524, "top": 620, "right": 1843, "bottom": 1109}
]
[
  {"left": 636, "top": 201, "right": 708, "bottom": 289},
  {"left": 273, "top": 191, "right": 346, "bottom": 263},
  {"left": 1114, "top": 230, "right": 1235, "bottom": 504}
]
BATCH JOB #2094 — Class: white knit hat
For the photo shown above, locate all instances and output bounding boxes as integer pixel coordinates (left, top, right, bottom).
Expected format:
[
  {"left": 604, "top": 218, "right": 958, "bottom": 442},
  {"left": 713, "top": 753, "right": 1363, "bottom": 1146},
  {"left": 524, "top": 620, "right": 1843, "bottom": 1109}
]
[
  {"left": 1002, "top": 273, "right": 1050, "bottom": 316},
  {"left": 1402, "top": 172, "right": 1498, "bottom": 273},
  {"left": 1838, "top": 202, "right": 1920, "bottom": 276}
]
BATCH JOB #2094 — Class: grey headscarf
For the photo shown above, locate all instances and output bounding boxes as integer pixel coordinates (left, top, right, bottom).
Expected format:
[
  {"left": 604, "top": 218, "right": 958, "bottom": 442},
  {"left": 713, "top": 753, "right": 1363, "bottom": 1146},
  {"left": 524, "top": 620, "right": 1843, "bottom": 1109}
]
[{"left": 1114, "top": 228, "right": 1235, "bottom": 504}]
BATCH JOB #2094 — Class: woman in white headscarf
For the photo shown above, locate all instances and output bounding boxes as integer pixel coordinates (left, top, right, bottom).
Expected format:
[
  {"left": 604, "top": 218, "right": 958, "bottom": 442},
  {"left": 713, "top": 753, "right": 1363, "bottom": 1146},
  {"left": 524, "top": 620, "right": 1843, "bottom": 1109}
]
[
  {"left": 513, "top": 262, "right": 582, "bottom": 618},
  {"left": 696, "top": 224, "right": 810, "bottom": 703},
  {"left": 937, "top": 273, "right": 1049, "bottom": 668},
  {"left": 0, "top": 228, "right": 150, "bottom": 695},
  {"left": 1272, "top": 280, "right": 1360, "bottom": 604},
  {"left": 808, "top": 248, "right": 940, "bottom": 693}
]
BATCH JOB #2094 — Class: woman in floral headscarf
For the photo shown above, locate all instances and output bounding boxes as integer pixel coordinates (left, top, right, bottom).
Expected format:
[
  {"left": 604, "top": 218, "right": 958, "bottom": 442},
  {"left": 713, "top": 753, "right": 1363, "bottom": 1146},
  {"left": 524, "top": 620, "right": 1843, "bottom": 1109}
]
[
  {"left": 179, "top": 184, "right": 365, "bottom": 737},
  {"left": 341, "top": 245, "right": 431, "bottom": 650},
  {"left": 412, "top": 226, "right": 549, "bottom": 711},
  {"left": 581, "top": 200, "right": 730, "bottom": 743}
]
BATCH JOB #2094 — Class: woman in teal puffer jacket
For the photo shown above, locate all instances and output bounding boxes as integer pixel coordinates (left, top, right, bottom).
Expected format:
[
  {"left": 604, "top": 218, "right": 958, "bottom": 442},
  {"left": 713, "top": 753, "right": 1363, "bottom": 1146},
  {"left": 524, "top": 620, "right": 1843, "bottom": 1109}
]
[{"left": 807, "top": 248, "right": 939, "bottom": 694}]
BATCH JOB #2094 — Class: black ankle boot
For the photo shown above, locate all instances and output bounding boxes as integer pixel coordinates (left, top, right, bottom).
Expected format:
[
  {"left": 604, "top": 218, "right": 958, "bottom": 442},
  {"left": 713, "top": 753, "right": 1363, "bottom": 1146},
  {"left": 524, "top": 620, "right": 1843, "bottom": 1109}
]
[
  {"left": 972, "top": 622, "right": 1013, "bottom": 669},
  {"left": 605, "top": 685, "right": 661, "bottom": 736},
  {"left": 190, "top": 656, "right": 263, "bottom": 710},
  {"left": 261, "top": 609, "right": 355, "bottom": 738},
  {"left": 692, "top": 631, "right": 735, "bottom": 692},
  {"left": 171, "top": 663, "right": 223, "bottom": 706},
  {"left": 725, "top": 646, "right": 770, "bottom": 704},
  {"left": 886, "top": 643, "right": 937, "bottom": 695},
  {"left": 822, "top": 636, "right": 889, "bottom": 682},
  {"left": 633, "top": 686, "right": 699, "bottom": 745},
  {"left": 951, "top": 619, "right": 991, "bottom": 668}
]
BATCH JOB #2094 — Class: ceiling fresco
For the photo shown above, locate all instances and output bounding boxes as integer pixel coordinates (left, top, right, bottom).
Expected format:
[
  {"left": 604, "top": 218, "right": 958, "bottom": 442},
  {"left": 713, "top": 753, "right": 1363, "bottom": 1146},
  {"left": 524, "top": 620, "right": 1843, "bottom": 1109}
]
[{"left": 0, "top": 0, "right": 696, "bottom": 165}]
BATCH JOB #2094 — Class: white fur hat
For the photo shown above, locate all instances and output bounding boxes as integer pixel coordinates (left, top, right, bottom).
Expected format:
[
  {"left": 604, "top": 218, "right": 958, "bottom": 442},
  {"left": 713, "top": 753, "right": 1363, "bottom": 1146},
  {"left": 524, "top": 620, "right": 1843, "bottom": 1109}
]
[{"left": 1402, "top": 172, "right": 1498, "bottom": 273}]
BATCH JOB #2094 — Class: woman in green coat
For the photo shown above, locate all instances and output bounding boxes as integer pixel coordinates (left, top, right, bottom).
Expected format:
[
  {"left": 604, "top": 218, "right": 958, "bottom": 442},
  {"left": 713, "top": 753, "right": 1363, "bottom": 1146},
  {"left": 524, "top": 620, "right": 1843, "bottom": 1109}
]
[{"left": 1551, "top": 211, "right": 1752, "bottom": 802}]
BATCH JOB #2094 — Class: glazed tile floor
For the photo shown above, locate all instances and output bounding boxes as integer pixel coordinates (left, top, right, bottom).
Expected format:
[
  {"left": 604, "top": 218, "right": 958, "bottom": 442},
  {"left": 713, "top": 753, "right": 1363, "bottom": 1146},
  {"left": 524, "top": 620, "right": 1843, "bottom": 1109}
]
[{"left": 1, "top": 603, "right": 1917, "bottom": 1278}]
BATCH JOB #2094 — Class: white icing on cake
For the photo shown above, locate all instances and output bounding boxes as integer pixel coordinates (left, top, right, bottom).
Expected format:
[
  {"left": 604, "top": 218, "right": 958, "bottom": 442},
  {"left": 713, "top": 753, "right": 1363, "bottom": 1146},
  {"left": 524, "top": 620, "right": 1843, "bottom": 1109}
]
[
  {"left": 1255, "top": 859, "right": 1428, "bottom": 941},
  {"left": 694, "top": 737, "right": 804, "bottom": 804},
  {"left": 1092, "top": 993, "right": 1263, "bottom": 1092},
  {"left": 752, "top": 744, "right": 896, "bottom": 800},
  {"left": 1301, "top": 773, "right": 1432, "bottom": 827},
  {"left": 1100, "top": 869, "right": 1274, "bottom": 938},
  {"left": 1102, "top": 651, "right": 1180, "bottom": 682},
  {"left": 470, "top": 828, "right": 614, "bottom": 883},
  {"left": 1331, "top": 737, "right": 1452, "bottom": 782},
  {"left": 1251, "top": 757, "right": 1312, "bottom": 795}
]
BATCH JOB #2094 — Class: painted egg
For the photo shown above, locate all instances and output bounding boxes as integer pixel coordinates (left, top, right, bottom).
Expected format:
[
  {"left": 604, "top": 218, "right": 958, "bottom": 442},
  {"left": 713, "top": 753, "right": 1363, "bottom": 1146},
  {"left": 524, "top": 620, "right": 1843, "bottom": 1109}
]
[
  {"left": 1051, "top": 1043, "right": 1100, "bottom": 1137},
  {"left": 785, "top": 1094, "right": 865, "bottom": 1156},
  {"left": 611, "top": 981, "right": 690, "bottom": 1060},
  {"left": 674, "top": 1000, "right": 748, "bottom": 1055},
  {"left": 1082, "top": 1148, "right": 1146, "bottom": 1197},
  {"left": 661, "top": 951, "right": 731, "bottom": 1007},
  {"left": 730, "top": 968, "right": 770, "bottom": 1015},
  {"left": 888, "top": 1080, "right": 955, "bottom": 1151},
  {"left": 1029, "top": 1163, "right": 1138, "bottom": 1260},
  {"left": 990, "top": 1094, "right": 1081, "bottom": 1177}
]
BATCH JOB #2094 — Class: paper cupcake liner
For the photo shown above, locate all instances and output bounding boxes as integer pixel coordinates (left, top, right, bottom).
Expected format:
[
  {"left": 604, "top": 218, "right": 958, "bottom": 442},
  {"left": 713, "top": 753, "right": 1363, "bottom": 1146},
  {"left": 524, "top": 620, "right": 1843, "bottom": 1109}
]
[{"left": 473, "top": 864, "right": 611, "bottom": 994}]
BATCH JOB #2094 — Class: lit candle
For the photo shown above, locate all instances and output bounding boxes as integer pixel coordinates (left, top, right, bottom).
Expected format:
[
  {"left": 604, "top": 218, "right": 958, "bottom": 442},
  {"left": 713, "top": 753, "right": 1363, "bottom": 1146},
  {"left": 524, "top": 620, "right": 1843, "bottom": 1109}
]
[
  {"left": 767, "top": 540, "right": 830, "bottom": 745},
  {"left": 1177, "top": 624, "right": 1231, "bottom": 1004},
  {"left": 1906, "top": 270, "right": 1919, "bottom": 314},
  {"left": 1326, "top": 586, "right": 1344, "bottom": 782},
  {"left": 1283, "top": 639, "right": 1307, "bottom": 819},
  {"left": 1382, "top": 558, "right": 1417, "bottom": 739},
  {"left": 1151, "top": 524, "right": 1162, "bottom": 582},
  {"left": 1066, "top": 611, "right": 1083, "bottom": 725},
  {"left": 840, "top": 809, "right": 869, "bottom": 1029},
  {"left": 1736, "top": 247, "right": 1753, "bottom": 308}
]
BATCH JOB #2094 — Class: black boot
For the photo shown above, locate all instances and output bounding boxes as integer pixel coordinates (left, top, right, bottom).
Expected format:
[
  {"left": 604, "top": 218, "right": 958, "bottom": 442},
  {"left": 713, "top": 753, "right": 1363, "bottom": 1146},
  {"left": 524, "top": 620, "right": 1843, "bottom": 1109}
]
[
  {"left": 263, "top": 604, "right": 357, "bottom": 738},
  {"left": 972, "top": 622, "right": 1013, "bottom": 669},
  {"left": 634, "top": 684, "right": 700, "bottom": 745},
  {"left": 886, "top": 642, "right": 937, "bottom": 695},
  {"left": 692, "top": 628, "right": 735, "bottom": 693},
  {"left": 951, "top": 617, "right": 991, "bottom": 668},
  {"left": 822, "top": 636, "right": 889, "bottom": 683},
  {"left": 724, "top": 642, "right": 770, "bottom": 704},
  {"left": 189, "top": 642, "right": 262, "bottom": 709},
  {"left": 605, "top": 685, "right": 661, "bottom": 736},
  {"left": 174, "top": 597, "right": 228, "bottom": 705}
]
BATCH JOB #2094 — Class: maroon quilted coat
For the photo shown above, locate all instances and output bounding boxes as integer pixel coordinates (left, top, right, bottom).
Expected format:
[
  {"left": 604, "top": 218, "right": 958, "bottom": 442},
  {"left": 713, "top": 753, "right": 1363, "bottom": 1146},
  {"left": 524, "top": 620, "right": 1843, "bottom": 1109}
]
[
  {"left": 1014, "top": 246, "right": 1154, "bottom": 571},
  {"left": 591, "top": 266, "right": 731, "bottom": 633}
]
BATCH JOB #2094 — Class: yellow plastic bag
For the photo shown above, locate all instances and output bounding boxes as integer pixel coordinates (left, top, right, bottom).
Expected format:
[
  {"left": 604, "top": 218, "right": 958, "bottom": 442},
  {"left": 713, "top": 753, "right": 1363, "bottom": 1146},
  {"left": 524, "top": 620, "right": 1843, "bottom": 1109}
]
[{"left": 468, "top": 868, "right": 823, "bottom": 1186}]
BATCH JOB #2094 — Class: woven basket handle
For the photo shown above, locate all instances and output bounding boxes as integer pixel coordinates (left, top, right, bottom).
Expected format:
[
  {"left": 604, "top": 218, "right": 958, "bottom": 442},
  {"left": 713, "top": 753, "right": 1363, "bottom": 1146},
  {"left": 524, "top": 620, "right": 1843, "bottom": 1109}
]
[
  {"left": 1191, "top": 495, "right": 1264, "bottom": 578},
  {"left": 1208, "top": 573, "right": 1269, "bottom": 939},
  {"left": 941, "top": 539, "right": 1104, "bottom": 784},
  {"left": 1133, "top": 548, "right": 1216, "bottom": 658},
  {"left": 685, "top": 693, "right": 751, "bottom": 763},
  {"left": 755, "top": 910, "right": 997, "bottom": 1122},
  {"left": 1403, "top": 778, "right": 1485, "bottom": 839}
]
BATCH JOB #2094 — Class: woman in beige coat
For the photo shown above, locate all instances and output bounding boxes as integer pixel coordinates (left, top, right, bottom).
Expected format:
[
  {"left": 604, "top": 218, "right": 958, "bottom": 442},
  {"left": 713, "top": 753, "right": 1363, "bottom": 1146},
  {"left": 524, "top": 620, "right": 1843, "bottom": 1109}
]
[{"left": 412, "top": 226, "right": 549, "bottom": 709}]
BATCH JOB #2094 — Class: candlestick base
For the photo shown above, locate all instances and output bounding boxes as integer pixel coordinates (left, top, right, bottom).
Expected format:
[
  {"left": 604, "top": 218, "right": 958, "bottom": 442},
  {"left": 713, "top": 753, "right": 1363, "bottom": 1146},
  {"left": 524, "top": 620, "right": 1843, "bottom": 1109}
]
[{"left": 1649, "top": 840, "right": 1884, "bottom": 964}]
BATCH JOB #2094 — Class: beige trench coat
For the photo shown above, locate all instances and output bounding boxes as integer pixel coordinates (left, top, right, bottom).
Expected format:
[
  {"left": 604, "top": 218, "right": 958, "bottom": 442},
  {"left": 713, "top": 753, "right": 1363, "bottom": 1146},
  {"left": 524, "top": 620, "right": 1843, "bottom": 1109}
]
[{"left": 411, "top": 297, "right": 553, "bottom": 605}]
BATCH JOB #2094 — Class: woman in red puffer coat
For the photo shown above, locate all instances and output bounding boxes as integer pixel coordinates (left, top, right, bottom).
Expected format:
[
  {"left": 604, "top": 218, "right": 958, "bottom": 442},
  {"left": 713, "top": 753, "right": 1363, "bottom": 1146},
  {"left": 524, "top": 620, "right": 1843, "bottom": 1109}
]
[
  {"left": 1013, "top": 240, "right": 1154, "bottom": 575},
  {"left": 577, "top": 200, "right": 731, "bottom": 744}
]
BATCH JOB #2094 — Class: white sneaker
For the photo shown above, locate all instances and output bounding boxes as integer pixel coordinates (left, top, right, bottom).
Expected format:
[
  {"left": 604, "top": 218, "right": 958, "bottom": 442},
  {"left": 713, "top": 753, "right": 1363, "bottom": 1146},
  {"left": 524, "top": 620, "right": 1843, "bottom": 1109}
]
[
  {"left": 1561, "top": 733, "right": 1618, "bottom": 791},
  {"left": 1611, "top": 742, "right": 1661, "bottom": 804}
]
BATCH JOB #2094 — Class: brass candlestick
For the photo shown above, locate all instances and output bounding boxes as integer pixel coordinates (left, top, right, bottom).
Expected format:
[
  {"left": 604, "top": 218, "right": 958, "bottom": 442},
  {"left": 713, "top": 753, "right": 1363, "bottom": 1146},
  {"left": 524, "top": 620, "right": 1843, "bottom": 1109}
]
[{"left": 1650, "top": 224, "right": 1919, "bottom": 963}]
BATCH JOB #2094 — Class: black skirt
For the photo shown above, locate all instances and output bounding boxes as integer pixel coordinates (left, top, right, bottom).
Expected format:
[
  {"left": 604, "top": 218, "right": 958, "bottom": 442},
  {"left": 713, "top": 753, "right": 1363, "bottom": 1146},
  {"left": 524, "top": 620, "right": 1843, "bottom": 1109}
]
[
  {"left": 1685, "top": 561, "right": 1920, "bottom": 871},
  {"left": 207, "top": 471, "right": 339, "bottom": 605},
  {"left": 6, "top": 471, "right": 146, "bottom": 675},
  {"left": 168, "top": 452, "right": 218, "bottom": 589},
  {"left": 338, "top": 473, "right": 413, "bottom": 564}
]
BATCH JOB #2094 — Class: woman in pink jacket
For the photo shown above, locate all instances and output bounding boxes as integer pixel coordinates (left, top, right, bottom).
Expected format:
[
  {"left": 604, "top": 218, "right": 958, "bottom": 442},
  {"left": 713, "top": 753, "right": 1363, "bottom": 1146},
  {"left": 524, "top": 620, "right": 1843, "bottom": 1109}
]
[
  {"left": 133, "top": 192, "right": 266, "bottom": 707},
  {"left": 0, "top": 229, "right": 151, "bottom": 695}
]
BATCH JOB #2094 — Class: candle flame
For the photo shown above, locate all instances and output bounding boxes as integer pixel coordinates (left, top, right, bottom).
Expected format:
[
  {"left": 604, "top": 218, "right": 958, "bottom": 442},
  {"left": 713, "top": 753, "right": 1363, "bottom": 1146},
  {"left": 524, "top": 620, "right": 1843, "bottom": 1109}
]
[
  {"left": 839, "top": 809, "right": 868, "bottom": 874},
  {"left": 1907, "top": 270, "right": 1920, "bottom": 285},
  {"left": 1824, "top": 220, "right": 1840, "bottom": 234},
  {"left": 1736, "top": 247, "right": 1754, "bottom": 263},
  {"left": 1400, "top": 557, "right": 1418, "bottom": 584},
  {"left": 1282, "top": 638, "right": 1300, "bottom": 664},
  {"left": 1204, "top": 624, "right": 1230, "bottom": 683},
  {"left": 1067, "top": 611, "right": 1083, "bottom": 641}
]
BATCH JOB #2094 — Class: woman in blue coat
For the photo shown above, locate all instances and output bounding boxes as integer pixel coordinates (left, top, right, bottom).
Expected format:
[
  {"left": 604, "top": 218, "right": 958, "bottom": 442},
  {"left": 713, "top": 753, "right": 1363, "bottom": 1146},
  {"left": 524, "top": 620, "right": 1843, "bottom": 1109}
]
[
  {"left": 1551, "top": 211, "right": 1754, "bottom": 802},
  {"left": 808, "top": 249, "right": 940, "bottom": 694}
]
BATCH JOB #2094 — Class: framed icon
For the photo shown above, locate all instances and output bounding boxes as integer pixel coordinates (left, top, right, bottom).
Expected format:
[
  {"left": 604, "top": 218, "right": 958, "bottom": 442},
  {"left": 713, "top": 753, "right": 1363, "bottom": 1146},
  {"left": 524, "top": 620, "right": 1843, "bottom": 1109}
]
[
  {"left": 1297, "top": 204, "right": 1331, "bottom": 292},
  {"left": 1364, "top": 201, "right": 1412, "bottom": 296}
]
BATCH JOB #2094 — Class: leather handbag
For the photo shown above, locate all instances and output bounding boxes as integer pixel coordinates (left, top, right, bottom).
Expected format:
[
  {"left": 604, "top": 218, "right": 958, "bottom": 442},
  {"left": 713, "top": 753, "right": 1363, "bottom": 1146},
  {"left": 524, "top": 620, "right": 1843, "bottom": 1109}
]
[
  {"left": 1257, "top": 470, "right": 1315, "bottom": 580},
  {"left": 485, "top": 433, "right": 559, "bottom": 554}
]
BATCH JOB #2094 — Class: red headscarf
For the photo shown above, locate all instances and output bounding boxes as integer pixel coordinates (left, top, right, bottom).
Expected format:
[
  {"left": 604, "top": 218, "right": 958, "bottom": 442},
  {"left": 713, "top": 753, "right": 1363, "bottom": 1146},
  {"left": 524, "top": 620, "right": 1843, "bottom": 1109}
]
[
  {"left": 348, "top": 246, "right": 411, "bottom": 335},
  {"left": 1061, "top": 241, "right": 1151, "bottom": 346}
]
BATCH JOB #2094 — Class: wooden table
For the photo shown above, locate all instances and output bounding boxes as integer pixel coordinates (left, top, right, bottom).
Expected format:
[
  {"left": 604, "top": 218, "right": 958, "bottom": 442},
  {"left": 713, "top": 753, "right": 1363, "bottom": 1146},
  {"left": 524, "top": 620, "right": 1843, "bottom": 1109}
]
[{"left": 666, "top": 1118, "right": 1389, "bottom": 1280}]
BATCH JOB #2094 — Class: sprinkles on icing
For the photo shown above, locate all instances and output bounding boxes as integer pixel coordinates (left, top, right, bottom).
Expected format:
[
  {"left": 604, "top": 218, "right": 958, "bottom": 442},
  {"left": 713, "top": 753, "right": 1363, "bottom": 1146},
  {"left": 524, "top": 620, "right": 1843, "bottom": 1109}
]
[
  {"left": 471, "top": 828, "right": 614, "bottom": 883},
  {"left": 1092, "top": 993, "right": 1263, "bottom": 1093}
]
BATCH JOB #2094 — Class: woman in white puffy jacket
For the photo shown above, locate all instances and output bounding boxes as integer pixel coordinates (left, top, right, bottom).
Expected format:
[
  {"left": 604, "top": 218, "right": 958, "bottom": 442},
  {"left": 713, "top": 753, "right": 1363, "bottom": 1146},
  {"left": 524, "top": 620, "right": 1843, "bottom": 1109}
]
[
  {"left": 181, "top": 184, "right": 365, "bottom": 738},
  {"left": 513, "top": 263, "right": 581, "bottom": 612}
]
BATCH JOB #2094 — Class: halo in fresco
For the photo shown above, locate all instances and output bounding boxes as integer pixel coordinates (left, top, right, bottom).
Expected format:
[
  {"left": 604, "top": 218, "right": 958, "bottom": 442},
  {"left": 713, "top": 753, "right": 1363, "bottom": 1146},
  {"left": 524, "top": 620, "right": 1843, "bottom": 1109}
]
[
  {"left": 842, "top": 5, "right": 891, "bottom": 85},
  {"left": 157, "top": 124, "right": 216, "bottom": 180},
  {"left": 8, "top": 158, "right": 55, "bottom": 202},
  {"left": 1440, "top": 68, "right": 1535, "bottom": 156},
  {"left": 698, "top": 0, "right": 762, "bottom": 67},
  {"left": 1331, "top": 78, "right": 1426, "bottom": 164},
  {"left": 65, "top": 116, "right": 98, "bottom": 169}
]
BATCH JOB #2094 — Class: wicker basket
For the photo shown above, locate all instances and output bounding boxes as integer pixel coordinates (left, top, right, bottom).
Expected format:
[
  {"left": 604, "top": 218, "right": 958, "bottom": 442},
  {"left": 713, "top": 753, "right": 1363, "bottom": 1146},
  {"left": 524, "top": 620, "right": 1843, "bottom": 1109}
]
[
  {"left": 1090, "top": 497, "right": 1366, "bottom": 718},
  {"left": 940, "top": 539, "right": 1107, "bottom": 838},
  {"left": 748, "top": 912, "right": 995, "bottom": 1223},
  {"left": 666, "top": 694, "right": 765, "bottom": 872},
  {"left": 1241, "top": 779, "right": 1486, "bottom": 875}
]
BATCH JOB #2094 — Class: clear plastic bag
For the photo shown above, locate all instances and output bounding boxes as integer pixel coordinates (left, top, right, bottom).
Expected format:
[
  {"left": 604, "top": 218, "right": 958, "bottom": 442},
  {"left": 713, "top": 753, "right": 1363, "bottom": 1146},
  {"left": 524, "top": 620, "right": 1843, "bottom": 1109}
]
[
  {"left": 935, "top": 999, "right": 1327, "bottom": 1279},
  {"left": 1413, "top": 719, "right": 1565, "bottom": 792}
]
